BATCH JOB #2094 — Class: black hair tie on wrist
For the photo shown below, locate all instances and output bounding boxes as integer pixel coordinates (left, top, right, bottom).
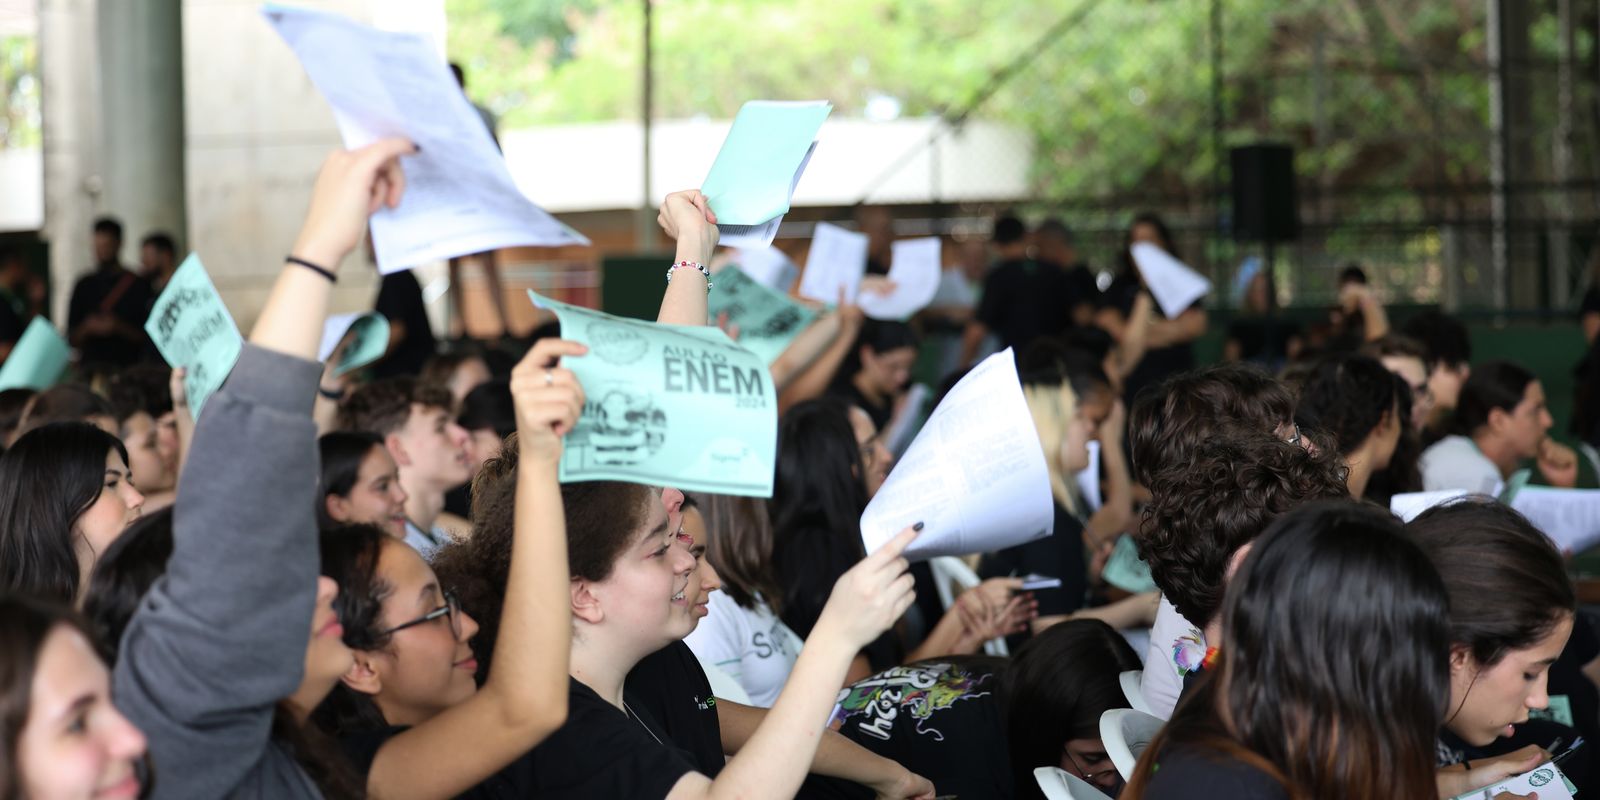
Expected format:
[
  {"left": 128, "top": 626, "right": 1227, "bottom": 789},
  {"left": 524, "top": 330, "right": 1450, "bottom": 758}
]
[{"left": 286, "top": 255, "right": 337, "bottom": 283}]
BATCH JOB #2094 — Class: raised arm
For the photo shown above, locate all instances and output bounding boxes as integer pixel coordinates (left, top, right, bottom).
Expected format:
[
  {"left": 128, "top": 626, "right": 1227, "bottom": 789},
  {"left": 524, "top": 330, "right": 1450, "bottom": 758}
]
[
  {"left": 1084, "top": 400, "right": 1133, "bottom": 547},
  {"left": 770, "top": 311, "right": 844, "bottom": 391},
  {"left": 657, "top": 190, "right": 719, "bottom": 326},
  {"left": 369, "top": 337, "right": 585, "bottom": 799},
  {"left": 778, "top": 292, "right": 863, "bottom": 413},
  {"left": 667, "top": 526, "right": 922, "bottom": 800},
  {"left": 112, "top": 138, "right": 417, "bottom": 798}
]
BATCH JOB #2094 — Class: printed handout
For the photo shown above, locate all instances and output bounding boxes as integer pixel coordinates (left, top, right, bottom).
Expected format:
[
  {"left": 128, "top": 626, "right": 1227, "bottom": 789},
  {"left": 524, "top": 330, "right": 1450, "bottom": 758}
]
[{"left": 859, "top": 349, "right": 1054, "bottom": 561}]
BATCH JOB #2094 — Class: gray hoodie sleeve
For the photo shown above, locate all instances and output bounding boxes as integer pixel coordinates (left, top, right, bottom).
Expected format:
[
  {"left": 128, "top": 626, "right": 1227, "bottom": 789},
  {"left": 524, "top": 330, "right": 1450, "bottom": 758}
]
[{"left": 113, "top": 344, "right": 322, "bottom": 799}]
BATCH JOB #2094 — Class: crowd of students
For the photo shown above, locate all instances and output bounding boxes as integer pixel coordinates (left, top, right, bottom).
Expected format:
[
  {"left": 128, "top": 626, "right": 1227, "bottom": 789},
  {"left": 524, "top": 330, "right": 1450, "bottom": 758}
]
[{"left": 0, "top": 136, "right": 1596, "bottom": 800}]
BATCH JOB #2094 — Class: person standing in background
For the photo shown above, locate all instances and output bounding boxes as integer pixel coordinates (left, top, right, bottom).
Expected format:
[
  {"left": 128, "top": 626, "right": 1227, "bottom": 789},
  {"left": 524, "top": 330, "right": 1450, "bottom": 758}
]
[{"left": 68, "top": 217, "right": 155, "bottom": 374}]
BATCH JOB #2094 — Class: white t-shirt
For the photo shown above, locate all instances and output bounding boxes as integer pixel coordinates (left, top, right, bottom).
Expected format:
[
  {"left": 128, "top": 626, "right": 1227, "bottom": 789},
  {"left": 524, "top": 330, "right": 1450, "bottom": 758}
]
[
  {"left": 1419, "top": 434, "right": 1504, "bottom": 495},
  {"left": 1140, "top": 595, "right": 1207, "bottom": 720},
  {"left": 684, "top": 591, "right": 803, "bottom": 708}
]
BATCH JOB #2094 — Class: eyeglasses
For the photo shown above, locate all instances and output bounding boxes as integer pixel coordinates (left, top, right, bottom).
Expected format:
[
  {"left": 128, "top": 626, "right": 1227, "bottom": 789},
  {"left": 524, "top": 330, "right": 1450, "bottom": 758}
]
[
  {"left": 378, "top": 591, "right": 461, "bottom": 639},
  {"left": 1064, "top": 748, "right": 1118, "bottom": 783},
  {"left": 1283, "top": 422, "right": 1302, "bottom": 447}
]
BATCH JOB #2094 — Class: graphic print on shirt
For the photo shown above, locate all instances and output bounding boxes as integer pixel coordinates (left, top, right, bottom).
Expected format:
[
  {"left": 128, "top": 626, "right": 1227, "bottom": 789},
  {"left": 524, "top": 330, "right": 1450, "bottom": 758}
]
[
  {"left": 1171, "top": 628, "right": 1208, "bottom": 676},
  {"left": 829, "top": 663, "right": 993, "bottom": 743}
]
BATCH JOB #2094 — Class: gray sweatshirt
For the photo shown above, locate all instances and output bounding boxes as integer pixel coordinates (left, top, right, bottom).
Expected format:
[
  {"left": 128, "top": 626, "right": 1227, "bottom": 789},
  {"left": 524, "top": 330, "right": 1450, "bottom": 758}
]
[{"left": 113, "top": 345, "right": 324, "bottom": 799}]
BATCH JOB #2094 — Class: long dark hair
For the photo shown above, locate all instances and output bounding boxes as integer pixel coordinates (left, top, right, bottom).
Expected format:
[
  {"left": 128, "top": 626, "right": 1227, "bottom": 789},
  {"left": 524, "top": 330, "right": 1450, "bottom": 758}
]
[
  {"left": 0, "top": 422, "right": 130, "bottom": 604},
  {"left": 82, "top": 513, "right": 365, "bottom": 799},
  {"left": 770, "top": 398, "right": 870, "bottom": 640},
  {"left": 686, "top": 492, "right": 785, "bottom": 614},
  {"left": 317, "top": 432, "right": 387, "bottom": 530},
  {"left": 1125, "top": 502, "right": 1450, "bottom": 800},
  {"left": 1294, "top": 354, "right": 1401, "bottom": 456},
  {"left": 311, "top": 525, "right": 396, "bottom": 738},
  {"left": 1408, "top": 500, "right": 1575, "bottom": 671},
  {"left": 1454, "top": 360, "right": 1536, "bottom": 436},
  {"left": 1001, "top": 620, "right": 1142, "bottom": 800}
]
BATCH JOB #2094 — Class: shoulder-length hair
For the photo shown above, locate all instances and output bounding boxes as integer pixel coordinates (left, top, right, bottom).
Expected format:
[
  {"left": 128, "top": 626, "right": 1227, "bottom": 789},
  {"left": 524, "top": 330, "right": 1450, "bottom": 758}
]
[
  {"left": 0, "top": 422, "right": 129, "bottom": 604},
  {"left": 1124, "top": 502, "right": 1450, "bottom": 800},
  {"left": 687, "top": 492, "right": 784, "bottom": 615}
]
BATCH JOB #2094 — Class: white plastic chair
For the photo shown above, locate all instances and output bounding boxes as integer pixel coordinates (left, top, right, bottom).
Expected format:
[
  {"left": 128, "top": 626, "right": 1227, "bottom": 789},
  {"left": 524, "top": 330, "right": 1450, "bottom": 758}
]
[
  {"left": 1100, "top": 708, "right": 1165, "bottom": 781},
  {"left": 1034, "top": 766, "right": 1112, "bottom": 799},
  {"left": 927, "top": 556, "right": 1008, "bottom": 656},
  {"left": 1119, "top": 669, "right": 1154, "bottom": 715},
  {"left": 695, "top": 656, "right": 753, "bottom": 706}
]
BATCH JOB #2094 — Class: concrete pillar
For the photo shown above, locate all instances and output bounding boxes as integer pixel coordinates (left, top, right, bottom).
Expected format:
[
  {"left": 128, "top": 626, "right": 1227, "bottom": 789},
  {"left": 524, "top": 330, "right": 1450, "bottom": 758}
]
[
  {"left": 96, "top": 0, "right": 186, "bottom": 259},
  {"left": 39, "top": 0, "right": 101, "bottom": 323}
]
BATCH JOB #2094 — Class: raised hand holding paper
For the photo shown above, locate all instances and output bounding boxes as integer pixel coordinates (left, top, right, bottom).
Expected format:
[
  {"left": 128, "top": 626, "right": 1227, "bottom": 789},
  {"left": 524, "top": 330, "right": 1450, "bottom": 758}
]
[
  {"left": 701, "top": 101, "right": 830, "bottom": 249},
  {"left": 0, "top": 318, "right": 69, "bottom": 391},
  {"left": 264, "top": 5, "right": 587, "bottom": 273},
  {"left": 860, "top": 349, "right": 1053, "bottom": 561},
  {"left": 705, "top": 266, "right": 818, "bottom": 365},
  {"left": 1130, "top": 242, "right": 1210, "bottom": 318},
  {"left": 799, "top": 222, "right": 869, "bottom": 303},
  {"left": 530, "top": 291, "right": 777, "bottom": 497},
  {"left": 858, "top": 237, "right": 942, "bottom": 320},
  {"left": 318, "top": 312, "right": 392, "bottom": 376},
  {"left": 144, "top": 254, "right": 243, "bottom": 419}
]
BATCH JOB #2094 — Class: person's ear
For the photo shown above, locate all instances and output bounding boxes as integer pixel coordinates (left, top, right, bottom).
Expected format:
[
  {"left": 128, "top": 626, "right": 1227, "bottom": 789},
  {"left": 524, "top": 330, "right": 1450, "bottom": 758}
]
[
  {"left": 1224, "top": 542, "right": 1255, "bottom": 581},
  {"left": 1487, "top": 406, "right": 1512, "bottom": 435},
  {"left": 1449, "top": 644, "right": 1475, "bottom": 679},
  {"left": 385, "top": 433, "right": 412, "bottom": 468},
  {"left": 342, "top": 651, "right": 383, "bottom": 696},
  {"left": 572, "top": 578, "right": 604, "bottom": 625},
  {"left": 325, "top": 494, "right": 352, "bottom": 523}
]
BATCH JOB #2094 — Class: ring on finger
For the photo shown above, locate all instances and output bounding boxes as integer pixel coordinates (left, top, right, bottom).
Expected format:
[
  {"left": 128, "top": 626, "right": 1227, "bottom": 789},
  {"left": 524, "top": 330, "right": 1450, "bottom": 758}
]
[{"left": 544, "top": 369, "right": 554, "bottom": 387}]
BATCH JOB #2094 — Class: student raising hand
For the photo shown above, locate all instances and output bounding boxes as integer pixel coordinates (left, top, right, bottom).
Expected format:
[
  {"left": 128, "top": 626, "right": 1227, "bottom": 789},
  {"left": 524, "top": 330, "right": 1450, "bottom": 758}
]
[
  {"left": 656, "top": 189, "right": 719, "bottom": 326},
  {"left": 508, "top": 337, "right": 589, "bottom": 460},
  {"left": 290, "top": 137, "right": 416, "bottom": 269},
  {"left": 814, "top": 524, "right": 923, "bottom": 652}
]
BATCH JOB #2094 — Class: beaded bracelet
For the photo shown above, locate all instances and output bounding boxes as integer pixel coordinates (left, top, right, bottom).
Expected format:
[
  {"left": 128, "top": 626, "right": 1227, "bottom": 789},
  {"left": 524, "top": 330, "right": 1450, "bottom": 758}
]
[{"left": 666, "top": 260, "right": 712, "bottom": 292}]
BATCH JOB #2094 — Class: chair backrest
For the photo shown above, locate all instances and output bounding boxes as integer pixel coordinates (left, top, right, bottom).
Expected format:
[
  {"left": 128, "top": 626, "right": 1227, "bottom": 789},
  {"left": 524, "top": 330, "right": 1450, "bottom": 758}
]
[
  {"left": 1033, "top": 766, "right": 1112, "bottom": 800},
  {"left": 1119, "top": 669, "right": 1154, "bottom": 715},
  {"left": 1100, "top": 708, "right": 1166, "bottom": 781},
  {"left": 696, "top": 656, "right": 753, "bottom": 706},
  {"left": 927, "top": 556, "right": 1008, "bottom": 656}
]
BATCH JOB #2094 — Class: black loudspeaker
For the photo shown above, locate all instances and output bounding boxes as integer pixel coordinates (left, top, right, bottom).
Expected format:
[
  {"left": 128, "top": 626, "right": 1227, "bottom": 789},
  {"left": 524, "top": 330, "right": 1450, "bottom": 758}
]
[{"left": 1231, "top": 144, "right": 1300, "bottom": 242}]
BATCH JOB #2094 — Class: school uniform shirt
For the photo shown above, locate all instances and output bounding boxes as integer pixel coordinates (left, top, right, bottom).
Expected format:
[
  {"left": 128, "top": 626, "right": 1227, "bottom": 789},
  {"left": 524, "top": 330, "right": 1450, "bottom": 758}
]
[
  {"left": 625, "top": 641, "right": 725, "bottom": 777},
  {"left": 683, "top": 591, "right": 803, "bottom": 707},
  {"left": 1138, "top": 745, "right": 1289, "bottom": 799},
  {"left": 1542, "top": 610, "right": 1600, "bottom": 745},
  {"left": 1141, "top": 596, "right": 1207, "bottom": 719},
  {"left": 403, "top": 520, "right": 445, "bottom": 561},
  {"left": 831, "top": 660, "right": 1012, "bottom": 800},
  {"left": 1419, "top": 435, "right": 1505, "bottom": 494},
  {"left": 978, "top": 503, "right": 1088, "bottom": 618},
  {"left": 343, "top": 725, "right": 537, "bottom": 800}
]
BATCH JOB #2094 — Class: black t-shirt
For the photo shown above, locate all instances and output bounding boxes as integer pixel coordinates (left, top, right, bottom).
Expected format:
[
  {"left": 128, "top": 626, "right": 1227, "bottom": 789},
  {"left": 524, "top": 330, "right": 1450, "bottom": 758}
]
[
  {"left": 625, "top": 641, "right": 725, "bottom": 777},
  {"left": 831, "top": 659, "right": 1012, "bottom": 800},
  {"left": 0, "top": 291, "right": 24, "bottom": 347},
  {"left": 373, "top": 271, "right": 437, "bottom": 379},
  {"left": 342, "top": 724, "right": 537, "bottom": 799},
  {"left": 1581, "top": 286, "right": 1600, "bottom": 319},
  {"left": 1102, "top": 272, "right": 1198, "bottom": 405},
  {"left": 978, "top": 503, "right": 1087, "bottom": 618},
  {"left": 524, "top": 677, "right": 698, "bottom": 798},
  {"left": 1139, "top": 745, "right": 1289, "bottom": 799},
  {"left": 976, "top": 259, "right": 1080, "bottom": 358},
  {"left": 827, "top": 380, "right": 892, "bottom": 432},
  {"left": 67, "top": 265, "right": 156, "bottom": 366}
]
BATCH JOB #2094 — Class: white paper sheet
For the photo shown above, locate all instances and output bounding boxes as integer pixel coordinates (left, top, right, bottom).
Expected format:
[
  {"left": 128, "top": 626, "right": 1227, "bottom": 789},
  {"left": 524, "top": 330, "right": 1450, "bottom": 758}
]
[
  {"left": 715, "top": 142, "right": 817, "bottom": 250},
  {"left": 1130, "top": 242, "right": 1210, "bottom": 318},
  {"left": 264, "top": 5, "right": 588, "bottom": 274},
  {"left": 798, "top": 222, "right": 869, "bottom": 303},
  {"left": 733, "top": 247, "right": 800, "bottom": 293},
  {"left": 858, "top": 237, "right": 942, "bottom": 320},
  {"left": 1389, "top": 489, "right": 1473, "bottom": 522},
  {"left": 1510, "top": 487, "right": 1600, "bottom": 555},
  {"left": 1454, "top": 761, "right": 1575, "bottom": 800},
  {"left": 1076, "top": 440, "right": 1103, "bottom": 512},
  {"left": 860, "top": 349, "right": 1054, "bottom": 561}
]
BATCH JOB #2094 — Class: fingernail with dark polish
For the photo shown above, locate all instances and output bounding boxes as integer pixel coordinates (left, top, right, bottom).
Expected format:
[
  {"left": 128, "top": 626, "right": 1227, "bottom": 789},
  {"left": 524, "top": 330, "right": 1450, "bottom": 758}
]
[{"left": 913, "top": 522, "right": 925, "bottom": 532}]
